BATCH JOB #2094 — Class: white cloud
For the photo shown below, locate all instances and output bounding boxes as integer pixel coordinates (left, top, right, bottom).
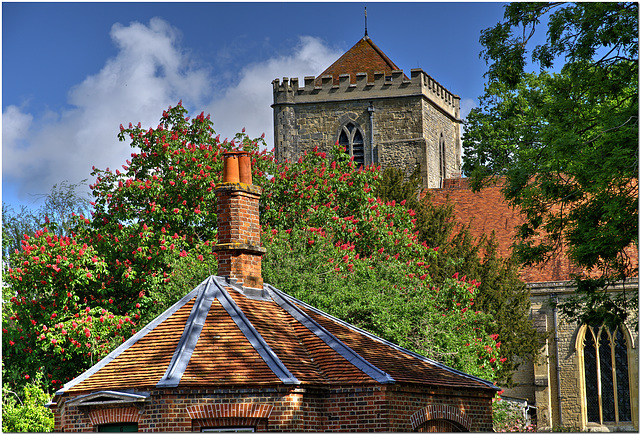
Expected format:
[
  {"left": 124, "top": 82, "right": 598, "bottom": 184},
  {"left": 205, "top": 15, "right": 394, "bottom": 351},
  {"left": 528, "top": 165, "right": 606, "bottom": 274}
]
[
  {"left": 2, "top": 106, "right": 34, "bottom": 151},
  {"left": 3, "top": 19, "right": 340, "bottom": 203},
  {"left": 460, "top": 97, "right": 477, "bottom": 120},
  {"left": 204, "top": 36, "right": 341, "bottom": 148}
]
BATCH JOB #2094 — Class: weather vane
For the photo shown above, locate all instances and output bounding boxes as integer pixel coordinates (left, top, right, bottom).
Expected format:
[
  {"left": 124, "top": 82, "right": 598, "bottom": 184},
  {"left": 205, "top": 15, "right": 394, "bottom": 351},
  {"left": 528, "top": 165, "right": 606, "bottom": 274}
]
[{"left": 364, "top": 7, "right": 368, "bottom": 37}]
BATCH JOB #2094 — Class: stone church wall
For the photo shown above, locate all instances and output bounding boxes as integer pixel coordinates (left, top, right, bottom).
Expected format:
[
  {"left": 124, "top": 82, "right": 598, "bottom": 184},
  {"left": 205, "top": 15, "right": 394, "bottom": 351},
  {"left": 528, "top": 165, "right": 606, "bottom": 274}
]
[
  {"left": 502, "top": 279, "right": 639, "bottom": 431},
  {"left": 272, "top": 69, "right": 462, "bottom": 188}
]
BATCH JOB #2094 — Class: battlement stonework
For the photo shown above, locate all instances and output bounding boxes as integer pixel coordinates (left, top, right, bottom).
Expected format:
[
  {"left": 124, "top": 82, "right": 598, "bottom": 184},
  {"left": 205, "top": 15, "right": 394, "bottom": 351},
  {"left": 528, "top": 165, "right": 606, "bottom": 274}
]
[{"left": 272, "top": 68, "right": 462, "bottom": 188}]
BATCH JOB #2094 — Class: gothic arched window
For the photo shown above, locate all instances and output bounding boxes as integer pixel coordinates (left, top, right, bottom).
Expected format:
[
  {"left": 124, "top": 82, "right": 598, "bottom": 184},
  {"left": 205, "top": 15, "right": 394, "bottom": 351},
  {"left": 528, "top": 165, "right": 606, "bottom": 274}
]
[
  {"left": 580, "top": 325, "right": 633, "bottom": 426},
  {"left": 338, "top": 123, "right": 365, "bottom": 167}
]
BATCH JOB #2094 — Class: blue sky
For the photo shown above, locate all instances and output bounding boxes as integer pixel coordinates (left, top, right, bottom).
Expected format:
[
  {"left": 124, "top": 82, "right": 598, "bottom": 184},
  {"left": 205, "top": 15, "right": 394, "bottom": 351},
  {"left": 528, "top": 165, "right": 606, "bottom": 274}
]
[{"left": 3, "top": 2, "right": 509, "bottom": 211}]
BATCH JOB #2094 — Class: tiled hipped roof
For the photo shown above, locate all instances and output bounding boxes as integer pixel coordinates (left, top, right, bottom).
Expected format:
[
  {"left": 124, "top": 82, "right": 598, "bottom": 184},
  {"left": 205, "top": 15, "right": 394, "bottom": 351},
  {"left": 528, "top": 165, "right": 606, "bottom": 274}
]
[
  {"left": 57, "top": 276, "right": 496, "bottom": 394},
  {"left": 318, "top": 36, "right": 407, "bottom": 84}
]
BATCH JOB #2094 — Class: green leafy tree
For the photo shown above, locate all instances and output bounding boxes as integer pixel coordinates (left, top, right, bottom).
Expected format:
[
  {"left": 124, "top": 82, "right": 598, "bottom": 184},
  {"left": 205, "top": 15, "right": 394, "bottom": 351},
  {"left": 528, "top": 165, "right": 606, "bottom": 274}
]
[
  {"left": 2, "top": 368, "right": 54, "bottom": 432},
  {"left": 2, "top": 103, "right": 273, "bottom": 394},
  {"left": 260, "top": 147, "right": 505, "bottom": 380},
  {"left": 3, "top": 204, "right": 42, "bottom": 267},
  {"left": 3, "top": 180, "right": 91, "bottom": 266},
  {"left": 3, "top": 104, "right": 507, "bottom": 396},
  {"left": 463, "top": 2, "right": 638, "bottom": 325},
  {"left": 376, "top": 168, "right": 544, "bottom": 385}
]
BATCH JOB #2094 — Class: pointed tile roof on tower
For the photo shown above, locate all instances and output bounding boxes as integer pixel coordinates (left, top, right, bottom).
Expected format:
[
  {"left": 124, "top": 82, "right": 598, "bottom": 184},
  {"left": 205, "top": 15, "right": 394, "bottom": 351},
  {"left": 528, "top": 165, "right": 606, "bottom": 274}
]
[{"left": 318, "top": 35, "right": 407, "bottom": 84}]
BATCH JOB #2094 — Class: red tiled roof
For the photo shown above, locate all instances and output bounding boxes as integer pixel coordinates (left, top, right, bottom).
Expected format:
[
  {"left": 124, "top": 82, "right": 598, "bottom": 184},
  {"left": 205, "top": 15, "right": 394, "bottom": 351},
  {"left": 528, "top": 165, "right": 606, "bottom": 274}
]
[
  {"left": 318, "top": 36, "right": 406, "bottom": 84},
  {"left": 58, "top": 276, "right": 495, "bottom": 396},
  {"left": 67, "top": 298, "right": 196, "bottom": 392},
  {"left": 292, "top": 296, "right": 493, "bottom": 389},
  {"left": 425, "top": 178, "right": 587, "bottom": 283}
]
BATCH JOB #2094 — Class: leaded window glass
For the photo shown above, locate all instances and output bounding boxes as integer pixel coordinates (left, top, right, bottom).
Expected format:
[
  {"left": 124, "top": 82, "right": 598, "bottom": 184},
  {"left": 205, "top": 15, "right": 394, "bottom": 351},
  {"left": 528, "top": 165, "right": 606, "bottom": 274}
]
[
  {"left": 582, "top": 325, "right": 633, "bottom": 426},
  {"left": 615, "top": 329, "right": 632, "bottom": 422},
  {"left": 584, "top": 328, "right": 599, "bottom": 423},
  {"left": 338, "top": 123, "right": 365, "bottom": 168}
]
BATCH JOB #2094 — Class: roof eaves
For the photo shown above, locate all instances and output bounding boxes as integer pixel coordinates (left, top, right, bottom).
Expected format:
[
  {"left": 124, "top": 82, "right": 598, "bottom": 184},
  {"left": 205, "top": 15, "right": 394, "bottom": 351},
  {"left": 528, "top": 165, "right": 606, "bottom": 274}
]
[
  {"left": 65, "top": 390, "right": 150, "bottom": 407},
  {"left": 266, "top": 284, "right": 395, "bottom": 384},
  {"left": 271, "top": 285, "right": 499, "bottom": 391},
  {"left": 56, "top": 283, "right": 203, "bottom": 396}
]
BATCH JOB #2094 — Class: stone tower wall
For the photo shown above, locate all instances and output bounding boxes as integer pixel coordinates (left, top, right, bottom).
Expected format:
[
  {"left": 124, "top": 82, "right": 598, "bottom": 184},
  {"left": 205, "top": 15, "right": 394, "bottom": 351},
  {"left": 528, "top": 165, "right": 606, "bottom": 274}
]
[{"left": 272, "top": 69, "right": 462, "bottom": 188}]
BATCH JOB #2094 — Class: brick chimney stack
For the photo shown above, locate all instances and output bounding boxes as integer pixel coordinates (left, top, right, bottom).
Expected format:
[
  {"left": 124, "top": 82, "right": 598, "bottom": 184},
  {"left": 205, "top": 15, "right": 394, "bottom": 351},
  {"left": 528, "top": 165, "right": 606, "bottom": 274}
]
[{"left": 213, "top": 152, "right": 266, "bottom": 289}]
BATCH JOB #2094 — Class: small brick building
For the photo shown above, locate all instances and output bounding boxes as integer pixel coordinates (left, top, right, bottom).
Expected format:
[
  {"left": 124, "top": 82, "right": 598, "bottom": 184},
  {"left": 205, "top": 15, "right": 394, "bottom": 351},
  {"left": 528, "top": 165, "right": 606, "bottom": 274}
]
[{"left": 49, "top": 154, "right": 497, "bottom": 432}]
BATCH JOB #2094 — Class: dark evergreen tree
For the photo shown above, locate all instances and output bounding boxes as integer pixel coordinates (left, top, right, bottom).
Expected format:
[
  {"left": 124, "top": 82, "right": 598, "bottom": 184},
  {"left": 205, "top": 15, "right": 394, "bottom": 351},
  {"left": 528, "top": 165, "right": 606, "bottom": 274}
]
[{"left": 376, "top": 167, "right": 546, "bottom": 385}]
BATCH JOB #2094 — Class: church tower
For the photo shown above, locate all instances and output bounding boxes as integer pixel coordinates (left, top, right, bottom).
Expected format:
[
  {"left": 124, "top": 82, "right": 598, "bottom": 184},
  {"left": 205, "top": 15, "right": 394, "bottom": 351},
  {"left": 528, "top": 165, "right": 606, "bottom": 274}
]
[{"left": 272, "top": 35, "right": 462, "bottom": 188}]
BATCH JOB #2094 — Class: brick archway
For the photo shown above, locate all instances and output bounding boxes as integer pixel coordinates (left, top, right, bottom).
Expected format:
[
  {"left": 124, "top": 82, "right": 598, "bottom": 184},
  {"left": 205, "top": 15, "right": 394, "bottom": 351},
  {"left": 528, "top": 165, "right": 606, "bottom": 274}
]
[
  {"left": 410, "top": 405, "right": 471, "bottom": 432},
  {"left": 187, "top": 404, "right": 273, "bottom": 431},
  {"left": 88, "top": 407, "right": 140, "bottom": 426}
]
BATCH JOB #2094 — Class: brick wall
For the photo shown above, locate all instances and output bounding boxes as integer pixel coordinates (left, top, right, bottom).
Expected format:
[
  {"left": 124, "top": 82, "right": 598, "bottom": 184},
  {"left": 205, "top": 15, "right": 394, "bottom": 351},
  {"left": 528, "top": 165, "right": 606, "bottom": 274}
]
[
  {"left": 56, "top": 383, "right": 495, "bottom": 432},
  {"left": 214, "top": 183, "right": 265, "bottom": 289},
  {"left": 385, "top": 385, "right": 494, "bottom": 432}
]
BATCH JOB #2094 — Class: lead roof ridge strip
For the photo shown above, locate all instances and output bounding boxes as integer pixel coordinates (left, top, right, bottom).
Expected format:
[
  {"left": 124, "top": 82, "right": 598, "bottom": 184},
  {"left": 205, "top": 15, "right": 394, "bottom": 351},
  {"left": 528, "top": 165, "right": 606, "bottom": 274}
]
[
  {"left": 267, "top": 284, "right": 498, "bottom": 390},
  {"left": 214, "top": 276, "right": 299, "bottom": 385},
  {"left": 157, "top": 276, "right": 219, "bottom": 387},
  {"left": 56, "top": 280, "right": 205, "bottom": 396},
  {"left": 265, "top": 284, "right": 395, "bottom": 384}
]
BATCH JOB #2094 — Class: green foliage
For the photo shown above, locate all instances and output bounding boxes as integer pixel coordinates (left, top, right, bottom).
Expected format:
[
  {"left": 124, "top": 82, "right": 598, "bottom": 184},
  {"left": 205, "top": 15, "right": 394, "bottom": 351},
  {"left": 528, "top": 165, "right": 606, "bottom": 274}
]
[
  {"left": 152, "top": 241, "right": 218, "bottom": 319},
  {"left": 464, "top": 2, "right": 638, "bottom": 324},
  {"left": 263, "top": 227, "right": 502, "bottom": 381},
  {"left": 261, "top": 146, "right": 505, "bottom": 381},
  {"left": 376, "top": 168, "right": 545, "bottom": 385},
  {"left": 3, "top": 104, "right": 508, "bottom": 396},
  {"left": 2, "top": 369, "right": 54, "bottom": 432},
  {"left": 2, "top": 103, "right": 273, "bottom": 394},
  {"left": 374, "top": 164, "right": 422, "bottom": 210},
  {"left": 3, "top": 224, "right": 137, "bottom": 391},
  {"left": 3, "top": 180, "right": 91, "bottom": 266},
  {"left": 3, "top": 204, "right": 42, "bottom": 266}
]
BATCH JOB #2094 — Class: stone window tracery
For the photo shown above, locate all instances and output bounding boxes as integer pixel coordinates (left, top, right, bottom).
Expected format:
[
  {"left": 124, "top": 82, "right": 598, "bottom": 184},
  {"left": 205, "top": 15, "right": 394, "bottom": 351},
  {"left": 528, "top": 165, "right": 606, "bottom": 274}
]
[
  {"left": 579, "top": 324, "right": 633, "bottom": 426},
  {"left": 338, "top": 123, "right": 365, "bottom": 167}
]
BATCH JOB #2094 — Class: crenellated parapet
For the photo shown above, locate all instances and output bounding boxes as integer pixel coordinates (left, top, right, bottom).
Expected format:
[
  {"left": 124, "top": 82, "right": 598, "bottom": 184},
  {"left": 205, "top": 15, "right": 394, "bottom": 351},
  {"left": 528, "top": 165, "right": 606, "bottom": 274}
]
[{"left": 272, "top": 68, "right": 460, "bottom": 120}]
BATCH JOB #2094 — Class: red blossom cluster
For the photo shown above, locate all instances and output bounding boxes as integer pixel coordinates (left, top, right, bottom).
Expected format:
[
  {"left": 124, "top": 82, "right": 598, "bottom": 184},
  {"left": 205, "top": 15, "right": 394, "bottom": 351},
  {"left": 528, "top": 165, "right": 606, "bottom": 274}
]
[{"left": 3, "top": 104, "right": 505, "bottom": 392}]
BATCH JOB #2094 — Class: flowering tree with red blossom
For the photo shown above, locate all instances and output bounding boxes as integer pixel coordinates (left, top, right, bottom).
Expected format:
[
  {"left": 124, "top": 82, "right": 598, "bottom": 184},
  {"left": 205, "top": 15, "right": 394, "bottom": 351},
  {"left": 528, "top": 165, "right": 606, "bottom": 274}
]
[
  {"left": 259, "top": 144, "right": 505, "bottom": 380},
  {"left": 2, "top": 224, "right": 137, "bottom": 390},
  {"left": 87, "top": 102, "right": 274, "bottom": 316},
  {"left": 3, "top": 103, "right": 506, "bottom": 395},
  {"left": 3, "top": 103, "right": 273, "bottom": 393}
]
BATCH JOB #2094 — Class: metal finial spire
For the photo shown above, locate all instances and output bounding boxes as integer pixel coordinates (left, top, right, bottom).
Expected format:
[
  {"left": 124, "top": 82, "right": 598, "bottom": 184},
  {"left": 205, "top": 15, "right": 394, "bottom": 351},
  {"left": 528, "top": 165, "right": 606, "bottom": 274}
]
[{"left": 364, "top": 7, "right": 368, "bottom": 37}]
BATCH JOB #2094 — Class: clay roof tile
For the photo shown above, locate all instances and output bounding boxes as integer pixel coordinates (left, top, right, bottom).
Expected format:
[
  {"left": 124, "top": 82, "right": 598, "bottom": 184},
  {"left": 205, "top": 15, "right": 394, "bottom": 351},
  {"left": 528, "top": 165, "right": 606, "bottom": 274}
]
[
  {"left": 57, "top": 276, "right": 496, "bottom": 396},
  {"left": 318, "top": 36, "right": 407, "bottom": 84}
]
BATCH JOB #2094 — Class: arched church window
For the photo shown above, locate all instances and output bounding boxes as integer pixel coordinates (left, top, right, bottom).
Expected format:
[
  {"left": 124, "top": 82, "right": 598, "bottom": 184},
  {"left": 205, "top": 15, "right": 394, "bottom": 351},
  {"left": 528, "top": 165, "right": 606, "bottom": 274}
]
[
  {"left": 580, "top": 325, "right": 633, "bottom": 425},
  {"left": 338, "top": 123, "right": 365, "bottom": 167}
]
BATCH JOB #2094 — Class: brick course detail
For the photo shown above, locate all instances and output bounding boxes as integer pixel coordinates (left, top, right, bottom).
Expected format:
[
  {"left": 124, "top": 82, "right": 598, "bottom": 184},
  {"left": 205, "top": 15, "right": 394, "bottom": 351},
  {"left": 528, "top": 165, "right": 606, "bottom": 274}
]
[{"left": 55, "top": 385, "right": 495, "bottom": 432}]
